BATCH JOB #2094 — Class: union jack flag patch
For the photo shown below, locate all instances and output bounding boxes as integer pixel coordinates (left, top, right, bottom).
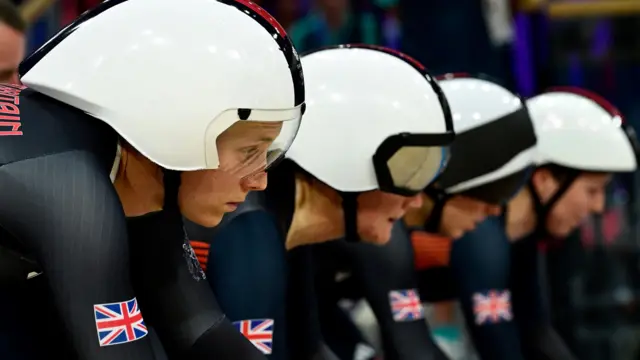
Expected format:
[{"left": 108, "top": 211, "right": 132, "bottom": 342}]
[
  {"left": 389, "top": 289, "right": 425, "bottom": 322},
  {"left": 472, "top": 290, "right": 513, "bottom": 325},
  {"left": 94, "top": 297, "right": 148, "bottom": 346},
  {"left": 233, "top": 318, "right": 274, "bottom": 354}
]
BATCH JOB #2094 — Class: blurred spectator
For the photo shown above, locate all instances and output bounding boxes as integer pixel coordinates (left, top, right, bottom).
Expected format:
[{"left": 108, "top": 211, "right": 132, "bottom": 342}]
[
  {"left": 400, "top": 0, "right": 515, "bottom": 86},
  {"left": 0, "top": 0, "right": 25, "bottom": 83},
  {"left": 289, "top": 0, "right": 396, "bottom": 53},
  {"left": 259, "top": 0, "right": 300, "bottom": 33}
]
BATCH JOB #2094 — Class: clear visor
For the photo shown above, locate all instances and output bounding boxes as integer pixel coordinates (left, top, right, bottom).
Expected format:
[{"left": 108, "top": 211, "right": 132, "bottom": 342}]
[
  {"left": 386, "top": 146, "right": 450, "bottom": 193},
  {"left": 205, "top": 105, "right": 303, "bottom": 178}
]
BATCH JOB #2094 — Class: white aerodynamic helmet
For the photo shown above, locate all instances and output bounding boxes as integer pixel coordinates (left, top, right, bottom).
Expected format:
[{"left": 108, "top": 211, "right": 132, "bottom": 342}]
[
  {"left": 19, "top": 0, "right": 304, "bottom": 174},
  {"left": 285, "top": 44, "right": 454, "bottom": 196},
  {"left": 527, "top": 88, "right": 637, "bottom": 172},
  {"left": 525, "top": 87, "right": 637, "bottom": 236},
  {"left": 433, "top": 74, "right": 537, "bottom": 204}
]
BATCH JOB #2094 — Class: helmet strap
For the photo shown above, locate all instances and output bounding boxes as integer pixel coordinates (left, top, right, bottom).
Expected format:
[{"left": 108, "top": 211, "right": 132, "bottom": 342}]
[
  {"left": 423, "top": 188, "right": 451, "bottom": 234},
  {"left": 162, "top": 169, "right": 182, "bottom": 216},
  {"left": 528, "top": 169, "right": 580, "bottom": 238},
  {"left": 340, "top": 192, "right": 361, "bottom": 242}
]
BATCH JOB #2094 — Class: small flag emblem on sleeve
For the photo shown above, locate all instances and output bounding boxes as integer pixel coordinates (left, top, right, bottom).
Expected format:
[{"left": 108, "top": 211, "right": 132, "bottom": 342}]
[
  {"left": 93, "top": 297, "right": 148, "bottom": 346},
  {"left": 233, "top": 318, "right": 274, "bottom": 354},
  {"left": 472, "top": 290, "right": 513, "bottom": 325},
  {"left": 389, "top": 289, "right": 425, "bottom": 322}
]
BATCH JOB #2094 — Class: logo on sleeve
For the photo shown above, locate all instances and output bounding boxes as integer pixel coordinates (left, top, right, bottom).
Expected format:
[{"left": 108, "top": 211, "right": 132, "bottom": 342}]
[
  {"left": 182, "top": 227, "right": 206, "bottom": 281},
  {"left": 233, "top": 319, "right": 274, "bottom": 354},
  {"left": 93, "top": 297, "right": 147, "bottom": 346},
  {"left": 389, "top": 289, "right": 425, "bottom": 322},
  {"left": 472, "top": 289, "right": 512, "bottom": 325}
]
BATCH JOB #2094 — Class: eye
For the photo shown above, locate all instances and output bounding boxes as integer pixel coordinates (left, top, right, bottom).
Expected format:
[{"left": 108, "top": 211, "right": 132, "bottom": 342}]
[{"left": 586, "top": 186, "right": 603, "bottom": 197}]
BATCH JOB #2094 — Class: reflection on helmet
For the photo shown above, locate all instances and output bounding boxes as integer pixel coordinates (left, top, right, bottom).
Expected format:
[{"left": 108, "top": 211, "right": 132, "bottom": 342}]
[
  {"left": 286, "top": 44, "right": 454, "bottom": 196},
  {"left": 19, "top": 0, "right": 304, "bottom": 172},
  {"left": 528, "top": 88, "right": 638, "bottom": 173},
  {"left": 431, "top": 74, "right": 537, "bottom": 205}
]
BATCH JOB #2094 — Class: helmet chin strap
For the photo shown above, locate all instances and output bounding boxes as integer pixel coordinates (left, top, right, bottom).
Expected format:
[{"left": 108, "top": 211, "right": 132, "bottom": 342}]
[
  {"left": 162, "top": 169, "right": 182, "bottom": 217},
  {"left": 422, "top": 188, "right": 452, "bottom": 234},
  {"left": 340, "top": 192, "right": 361, "bottom": 242},
  {"left": 527, "top": 169, "right": 580, "bottom": 239}
]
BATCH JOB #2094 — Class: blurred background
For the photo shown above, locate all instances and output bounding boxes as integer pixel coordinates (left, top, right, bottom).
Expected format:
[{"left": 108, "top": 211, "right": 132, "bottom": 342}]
[{"left": 9, "top": 0, "right": 640, "bottom": 358}]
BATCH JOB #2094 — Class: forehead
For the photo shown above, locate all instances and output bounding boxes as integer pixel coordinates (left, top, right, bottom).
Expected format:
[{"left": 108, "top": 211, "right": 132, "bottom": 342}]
[
  {"left": 0, "top": 23, "right": 24, "bottom": 68},
  {"left": 578, "top": 172, "right": 612, "bottom": 185},
  {"left": 219, "top": 121, "right": 282, "bottom": 141}
]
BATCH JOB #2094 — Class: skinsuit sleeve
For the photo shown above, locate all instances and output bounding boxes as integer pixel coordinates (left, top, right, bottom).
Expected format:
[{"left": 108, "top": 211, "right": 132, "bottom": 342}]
[
  {"left": 127, "top": 207, "right": 268, "bottom": 360},
  {"left": 197, "top": 209, "right": 288, "bottom": 359},
  {"left": 287, "top": 245, "right": 342, "bottom": 360},
  {"left": 0, "top": 86, "right": 166, "bottom": 359},
  {"left": 0, "top": 151, "right": 164, "bottom": 359},
  {"left": 510, "top": 236, "right": 577, "bottom": 360},
  {"left": 449, "top": 217, "right": 524, "bottom": 359},
  {"left": 314, "top": 221, "right": 449, "bottom": 360},
  {"left": 314, "top": 241, "right": 378, "bottom": 360}
]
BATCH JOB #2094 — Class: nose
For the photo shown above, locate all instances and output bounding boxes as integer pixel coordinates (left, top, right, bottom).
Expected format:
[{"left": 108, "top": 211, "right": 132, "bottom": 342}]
[
  {"left": 405, "top": 193, "right": 423, "bottom": 209},
  {"left": 591, "top": 192, "right": 606, "bottom": 214},
  {"left": 241, "top": 171, "right": 268, "bottom": 191}
]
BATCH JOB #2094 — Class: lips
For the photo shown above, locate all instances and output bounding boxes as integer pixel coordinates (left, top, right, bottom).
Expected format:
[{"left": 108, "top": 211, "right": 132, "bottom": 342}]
[{"left": 225, "top": 202, "right": 241, "bottom": 210}]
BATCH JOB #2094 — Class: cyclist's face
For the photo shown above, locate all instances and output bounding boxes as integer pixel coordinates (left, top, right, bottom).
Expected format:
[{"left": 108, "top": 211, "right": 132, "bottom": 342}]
[
  {"left": 438, "top": 195, "right": 502, "bottom": 239},
  {"left": 356, "top": 190, "right": 423, "bottom": 244},
  {"left": 179, "top": 121, "right": 282, "bottom": 226},
  {"left": 545, "top": 173, "right": 611, "bottom": 237}
]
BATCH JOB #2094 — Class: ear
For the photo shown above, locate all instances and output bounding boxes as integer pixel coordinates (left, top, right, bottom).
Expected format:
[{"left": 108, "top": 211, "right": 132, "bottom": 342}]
[{"left": 530, "top": 167, "right": 558, "bottom": 202}]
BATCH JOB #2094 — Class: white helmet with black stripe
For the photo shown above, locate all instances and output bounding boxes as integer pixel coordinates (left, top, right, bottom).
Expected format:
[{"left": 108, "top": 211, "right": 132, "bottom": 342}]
[
  {"left": 287, "top": 44, "right": 454, "bottom": 197},
  {"left": 430, "top": 73, "right": 537, "bottom": 205},
  {"left": 284, "top": 44, "right": 455, "bottom": 242},
  {"left": 19, "top": 0, "right": 304, "bottom": 175},
  {"left": 528, "top": 88, "right": 637, "bottom": 172},
  {"left": 525, "top": 87, "right": 638, "bottom": 236}
]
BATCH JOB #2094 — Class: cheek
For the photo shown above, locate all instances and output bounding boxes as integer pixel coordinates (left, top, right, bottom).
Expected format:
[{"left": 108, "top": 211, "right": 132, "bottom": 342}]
[
  {"left": 356, "top": 206, "right": 381, "bottom": 225},
  {"left": 181, "top": 172, "right": 231, "bottom": 203},
  {"left": 547, "top": 195, "right": 588, "bottom": 231},
  {"left": 561, "top": 192, "right": 591, "bottom": 218},
  {"left": 355, "top": 207, "right": 394, "bottom": 244}
]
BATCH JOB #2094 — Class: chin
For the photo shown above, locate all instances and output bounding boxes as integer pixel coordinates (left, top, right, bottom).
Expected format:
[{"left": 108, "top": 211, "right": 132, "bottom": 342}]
[
  {"left": 450, "top": 229, "right": 466, "bottom": 240},
  {"left": 187, "top": 212, "right": 224, "bottom": 228},
  {"left": 549, "top": 226, "right": 574, "bottom": 239},
  {"left": 361, "top": 226, "right": 393, "bottom": 245}
]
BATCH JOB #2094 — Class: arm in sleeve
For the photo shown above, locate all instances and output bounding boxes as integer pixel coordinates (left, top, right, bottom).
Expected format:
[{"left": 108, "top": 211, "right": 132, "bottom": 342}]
[
  {"left": 127, "top": 211, "right": 267, "bottom": 359},
  {"left": 449, "top": 221, "right": 524, "bottom": 360},
  {"left": 0, "top": 151, "right": 159, "bottom": 360},
  {"left": 205, "top": 210, "right": 288, "bottom": 358},
  {"left": 510, "top": 238, "right": 576, "bottom": 360},
  {"left": 332, "top": 222, "right": 449, "bottom": 360}
]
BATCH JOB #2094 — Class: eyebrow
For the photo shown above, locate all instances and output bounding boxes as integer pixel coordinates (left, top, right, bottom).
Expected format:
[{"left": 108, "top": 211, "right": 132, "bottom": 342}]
[{"left": 258, "top": 137, "right": 275, "bottom": 143}]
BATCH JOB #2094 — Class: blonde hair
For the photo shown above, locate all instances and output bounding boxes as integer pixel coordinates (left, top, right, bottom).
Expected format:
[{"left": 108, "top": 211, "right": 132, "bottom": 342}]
[{"left": 286, "top": 171, "right": 344, "bottom": 249}]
